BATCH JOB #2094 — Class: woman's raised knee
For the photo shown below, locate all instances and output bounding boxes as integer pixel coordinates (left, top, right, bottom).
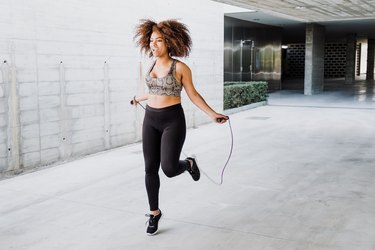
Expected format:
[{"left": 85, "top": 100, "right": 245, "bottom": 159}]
[{"left": 161, "top": 165, "right": 178, "bottom": 178}]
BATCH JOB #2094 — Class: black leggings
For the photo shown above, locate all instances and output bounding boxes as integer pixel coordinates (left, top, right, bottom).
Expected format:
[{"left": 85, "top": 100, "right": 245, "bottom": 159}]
[{"left": 142, "top": 104, "right": 189, "bottom": 211}]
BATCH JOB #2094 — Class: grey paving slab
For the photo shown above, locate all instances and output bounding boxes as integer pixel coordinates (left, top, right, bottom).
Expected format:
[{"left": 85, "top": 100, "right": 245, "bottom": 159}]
[{"left": 1, "top": 84, "right": 375, "bottom": 250}]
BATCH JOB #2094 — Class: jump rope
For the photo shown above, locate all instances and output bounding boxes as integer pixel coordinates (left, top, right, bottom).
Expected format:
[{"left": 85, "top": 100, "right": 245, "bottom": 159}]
[{"left": 131, "top": 97, "right": 234, "bottom": 185}]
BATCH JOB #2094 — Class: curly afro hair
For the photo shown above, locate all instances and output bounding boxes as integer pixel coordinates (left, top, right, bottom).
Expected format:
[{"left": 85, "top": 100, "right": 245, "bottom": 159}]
[{"left": 134, "top": 19, "right": 192, "bottom": 58}]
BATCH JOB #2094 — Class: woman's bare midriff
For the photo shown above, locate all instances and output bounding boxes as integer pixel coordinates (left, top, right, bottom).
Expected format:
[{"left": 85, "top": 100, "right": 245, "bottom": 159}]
[{"left": 147, "top": 95, "right": 181, "bottom": 108}]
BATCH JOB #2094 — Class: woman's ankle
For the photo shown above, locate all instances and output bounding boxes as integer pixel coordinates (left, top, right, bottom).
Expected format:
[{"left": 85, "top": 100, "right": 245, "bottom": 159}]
[
  {"left": 150, "top": 209, "right": 160, "bottom": 216},
  {"left": 187, "top": 159, "right": 193, "bottom": 168}
]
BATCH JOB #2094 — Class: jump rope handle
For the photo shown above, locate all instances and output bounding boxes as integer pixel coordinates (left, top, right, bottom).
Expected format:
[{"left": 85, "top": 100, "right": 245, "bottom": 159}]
[
  {"left": 131, "top": 96, "right": 146, "bottom": 110},
  {"left": 130, "top": 95, "right": 137, "bottom": 105},
  {"left": 217, "top": 117, "right": 229, "bottom": 123}
]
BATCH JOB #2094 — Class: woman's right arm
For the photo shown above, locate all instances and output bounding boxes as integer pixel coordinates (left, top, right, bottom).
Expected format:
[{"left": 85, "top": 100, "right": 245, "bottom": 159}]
[{"left": 132, "top": 94, "right": 149, "bottom": 105}]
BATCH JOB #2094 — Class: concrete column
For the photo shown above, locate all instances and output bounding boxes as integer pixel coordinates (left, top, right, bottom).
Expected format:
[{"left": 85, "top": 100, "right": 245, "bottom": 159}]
[
  {"left": 304, "top": 23, "right": 325, "bottom": 95},
  {"left": 345, "top": 33, "right": 356, "bottom": 84},
  {"left": 366, "top": 39, "right": 374, "bottom": 80}
]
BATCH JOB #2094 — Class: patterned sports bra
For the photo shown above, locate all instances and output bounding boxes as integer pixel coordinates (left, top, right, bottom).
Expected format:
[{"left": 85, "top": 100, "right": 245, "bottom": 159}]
[{"left": 145, "top": 59, "right": 182, "bottom": 97}]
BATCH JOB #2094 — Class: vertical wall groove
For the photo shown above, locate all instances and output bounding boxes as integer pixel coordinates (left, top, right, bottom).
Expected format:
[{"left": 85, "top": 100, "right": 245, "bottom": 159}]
[
  {"left": 103, "top": 61, "right": 110, "bottom": 149},
  {"left": 59, "top": 61, "right": 71, "bottom": 159}
]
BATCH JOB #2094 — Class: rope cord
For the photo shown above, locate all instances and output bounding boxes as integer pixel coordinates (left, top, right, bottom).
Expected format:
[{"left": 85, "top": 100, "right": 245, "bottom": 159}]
[{"left": 133, "top": 100, "right": 233, "bottom": 185}]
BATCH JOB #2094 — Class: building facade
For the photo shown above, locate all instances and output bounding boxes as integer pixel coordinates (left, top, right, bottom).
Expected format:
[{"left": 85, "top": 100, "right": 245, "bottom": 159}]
[{"left": 0, "top": 0, "right": 228, "bottom": 175}]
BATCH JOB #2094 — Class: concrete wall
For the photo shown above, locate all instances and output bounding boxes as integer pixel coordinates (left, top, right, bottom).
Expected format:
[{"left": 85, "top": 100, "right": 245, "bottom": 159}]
[{"left": 0, "top": 0, "right": 226, "bottom": 175}]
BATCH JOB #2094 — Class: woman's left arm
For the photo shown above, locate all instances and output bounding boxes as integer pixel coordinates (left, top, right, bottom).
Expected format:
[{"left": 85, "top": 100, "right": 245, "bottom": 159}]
[{"left": 179, "top": 62, "right": 228, "bottom": 123}]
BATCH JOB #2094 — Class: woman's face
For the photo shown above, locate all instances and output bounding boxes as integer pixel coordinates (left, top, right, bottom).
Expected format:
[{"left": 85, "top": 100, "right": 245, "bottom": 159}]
[{"left": 150, "top": 30, "right": 168, "bottom": 57}]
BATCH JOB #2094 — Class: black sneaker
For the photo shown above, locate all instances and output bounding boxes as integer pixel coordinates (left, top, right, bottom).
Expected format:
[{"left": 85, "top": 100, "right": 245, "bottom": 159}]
[
  {"left": 145, "top": 211, "right": 162, "bottom": 236},
  {"left": 186, "top": 156, "right": 200, "bottom": 181}
]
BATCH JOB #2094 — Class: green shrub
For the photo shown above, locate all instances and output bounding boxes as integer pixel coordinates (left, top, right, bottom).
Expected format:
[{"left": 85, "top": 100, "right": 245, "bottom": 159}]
[{"left": 224, "top": 81, "right": 268, "bottom": 110}]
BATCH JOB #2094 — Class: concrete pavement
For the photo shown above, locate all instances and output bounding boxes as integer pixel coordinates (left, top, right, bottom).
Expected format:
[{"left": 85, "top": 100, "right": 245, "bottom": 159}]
[{"left": 1, "top": 82, "right": 375, "bottom": 250}]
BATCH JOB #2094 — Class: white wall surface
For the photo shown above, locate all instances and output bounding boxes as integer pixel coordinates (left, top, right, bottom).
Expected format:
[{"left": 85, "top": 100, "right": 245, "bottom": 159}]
[{"left": 0, "top": 0, "right": 227, "bottom": 174}]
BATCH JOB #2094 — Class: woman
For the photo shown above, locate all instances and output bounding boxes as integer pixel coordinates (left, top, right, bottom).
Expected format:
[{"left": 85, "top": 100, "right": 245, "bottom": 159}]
[{"left": 132, "top": 19, "right": 228, "bottom": 236}]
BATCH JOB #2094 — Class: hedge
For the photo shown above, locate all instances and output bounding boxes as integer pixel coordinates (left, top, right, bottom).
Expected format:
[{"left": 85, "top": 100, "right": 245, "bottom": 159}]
[{"left": 224, "top": 81, "right": 268, "bottom": 110}]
